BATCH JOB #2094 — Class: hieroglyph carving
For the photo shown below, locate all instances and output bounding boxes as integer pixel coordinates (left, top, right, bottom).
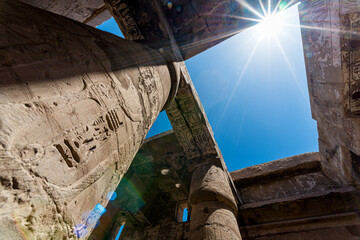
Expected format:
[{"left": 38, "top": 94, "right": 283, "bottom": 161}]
[
  {"left": 0, "top": 1, "right": 173, "bottom": 239},
  {"left": 166, "top": 81, "right": 215, "bottom": 159},
  {"left": 342, "top": 12, "right": 360, "bottom": 114}
]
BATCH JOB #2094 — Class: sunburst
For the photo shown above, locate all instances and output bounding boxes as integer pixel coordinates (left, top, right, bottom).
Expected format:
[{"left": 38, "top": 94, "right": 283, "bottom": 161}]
[{"left": 215, "top": 0, "right": 304, "bottom": 130}]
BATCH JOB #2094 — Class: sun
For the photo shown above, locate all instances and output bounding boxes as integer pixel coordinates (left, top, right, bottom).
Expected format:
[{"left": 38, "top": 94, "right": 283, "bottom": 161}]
[
  {"left": 257, "top": 12, "right": 284, "bottom": 40},
  {"left": 232, "top": 0, "right": 300, "bottom": 41}
]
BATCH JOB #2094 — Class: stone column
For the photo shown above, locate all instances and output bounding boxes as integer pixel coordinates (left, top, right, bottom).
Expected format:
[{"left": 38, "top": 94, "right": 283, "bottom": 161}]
[
  {"left": 0, "top": 1, "right": 178, "bottom": 239},
  {"left": 189, "top": 164, "right": 241, "bottom": 240}
]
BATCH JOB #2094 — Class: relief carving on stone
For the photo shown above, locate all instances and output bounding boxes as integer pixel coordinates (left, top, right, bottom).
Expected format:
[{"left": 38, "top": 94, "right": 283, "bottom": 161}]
[
  {"left": 0, "top": 1, "right": 174, "bottom": 238},
  {"left": 342, "top": 12, "right": 360, "bottom": 115},
  {"left": 166, "top": 77, "right": 217, "bottom": 160}
]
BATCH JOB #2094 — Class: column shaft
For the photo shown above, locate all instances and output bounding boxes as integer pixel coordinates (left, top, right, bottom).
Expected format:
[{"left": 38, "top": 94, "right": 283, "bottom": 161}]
[
  {"left": 0, "top": 1, "right": 177, "bottom": 239},
  {"left": 189, "top": 164, "right": 241, "bottom": 240}
]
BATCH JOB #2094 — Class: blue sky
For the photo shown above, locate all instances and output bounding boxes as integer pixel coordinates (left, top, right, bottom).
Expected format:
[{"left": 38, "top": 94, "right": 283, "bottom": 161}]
[{"left": 97, "top": 4, "right": 318, "bottom": 172}]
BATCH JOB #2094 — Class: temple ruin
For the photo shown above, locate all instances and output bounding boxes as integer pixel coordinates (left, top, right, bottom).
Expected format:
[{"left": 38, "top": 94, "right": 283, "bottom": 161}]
[{"left": 0, "top": 0, "right": 359, "bottom": 239}]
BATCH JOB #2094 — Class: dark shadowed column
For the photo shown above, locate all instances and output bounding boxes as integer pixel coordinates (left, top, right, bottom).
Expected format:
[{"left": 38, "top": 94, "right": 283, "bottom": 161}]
[
  {"left": 189, "top": 163, "right": 241, "bottom": 240},
  {"left": 0, "top": 1, "right": 178, "bottom": 239}
]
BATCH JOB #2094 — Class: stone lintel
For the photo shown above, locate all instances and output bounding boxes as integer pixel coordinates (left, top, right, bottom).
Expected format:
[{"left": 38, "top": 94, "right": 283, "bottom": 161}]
[
  {"left": 20, "top": 0, "right": 112, "bottom": 27},
  {"left": 231, "top": 152, "right": 321, "bottom": 186},
  {"left": 241, "top": 211, "right": 360, "bottom": 240},
  {"left": 103, "top": 0, "right": 267, "bottom": 60}
]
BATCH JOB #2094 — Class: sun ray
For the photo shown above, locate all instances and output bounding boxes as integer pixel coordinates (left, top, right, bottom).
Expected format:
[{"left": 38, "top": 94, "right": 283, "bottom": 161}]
[
  {"left": 283, "top": 0, "right": 296, "bottom": 11},
  {"left": 272, "top": 0, "right": 282, "bottom": 15},
  {"left": 283, "top": 22, "right": 358, "bottom": 35},
  {"left": 236, "top": 0, "right": 265, "bottom": 19},
  {"left": 177, "top": 25, "right": 256, "bottom": 54},
  {"left": 226, "top": 14, "right": 263, "bottom": 23},
  {"left": 259, "top": 0, "right": 268, "bottom": 17},
  {"left": 273, "top": 36, "right": 308, "bottom": 101},
  {"left": 214, "top": 39, "right": 262, "bottom": 132},
  {"left": 148, "top": 24, "right": 255, "bottom": 61},
  {"left": 234, "top": 108, "right": 247, "bottom": 145},
  {"left": 268, "top": 0, "right": 272, "bottom": 16}
]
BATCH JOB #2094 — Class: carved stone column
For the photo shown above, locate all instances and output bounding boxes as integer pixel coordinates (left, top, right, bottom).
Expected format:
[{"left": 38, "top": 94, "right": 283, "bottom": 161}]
[
  {"left": 0, "top": 1, "right": 178, "bottom": 239},
  {"left": 189, "top": 163, "right": 241, "bottom": 240}
]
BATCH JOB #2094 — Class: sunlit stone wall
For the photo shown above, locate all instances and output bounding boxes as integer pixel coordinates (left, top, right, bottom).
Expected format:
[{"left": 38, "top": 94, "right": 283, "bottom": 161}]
[
  {"left": 299, "top": 0, "right": 360, "bottom": 185},
  {"left": 0, "top": 1, "right": 177, "bottom": 239}
]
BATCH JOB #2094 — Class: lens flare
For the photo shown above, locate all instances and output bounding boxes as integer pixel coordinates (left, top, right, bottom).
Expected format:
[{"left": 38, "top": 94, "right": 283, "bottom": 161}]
[
  {"left": 73, "top": 203, "right": 106, "bottom": 238},
  {"left": 107, "top": 191, "right": 117, "bottom": 201}
]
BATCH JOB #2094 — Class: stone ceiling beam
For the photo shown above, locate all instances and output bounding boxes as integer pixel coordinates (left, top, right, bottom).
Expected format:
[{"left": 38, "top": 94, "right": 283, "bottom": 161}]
[
  {"left": 19, "top": 0, "right": 112, "bottom": 27},
  {"left": 105, "top": 0, "right": 263, "bottom": 60}
]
